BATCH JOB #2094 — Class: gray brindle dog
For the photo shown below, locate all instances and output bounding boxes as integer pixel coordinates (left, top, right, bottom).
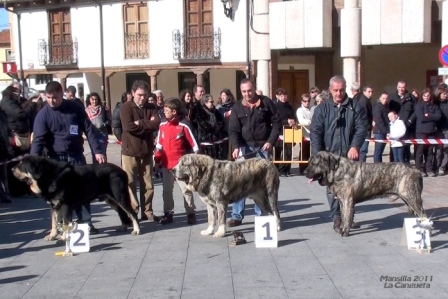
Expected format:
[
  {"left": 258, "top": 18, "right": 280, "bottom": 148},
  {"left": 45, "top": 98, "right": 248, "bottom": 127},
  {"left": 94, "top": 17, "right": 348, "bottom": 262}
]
[
  {"left": 306, "top": 151, "right": 426, "bottom": 237},
  {"left": 172, "top": 154, "right": 281, "bottom": 238}
]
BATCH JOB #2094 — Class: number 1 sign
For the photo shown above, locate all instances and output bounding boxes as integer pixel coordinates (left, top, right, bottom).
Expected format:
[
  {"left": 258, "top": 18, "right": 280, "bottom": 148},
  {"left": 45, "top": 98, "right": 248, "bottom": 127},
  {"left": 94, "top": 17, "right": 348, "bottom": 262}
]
[{"left": 254, "top": 216, "right": 278, "bottom": 248}]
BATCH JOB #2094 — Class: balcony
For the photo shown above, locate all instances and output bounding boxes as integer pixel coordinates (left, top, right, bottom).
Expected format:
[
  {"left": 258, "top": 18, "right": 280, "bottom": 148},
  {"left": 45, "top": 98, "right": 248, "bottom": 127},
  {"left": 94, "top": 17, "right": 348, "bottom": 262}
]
[
  {"left": 38, "top": 38, "right": 78, "bottom": 66},
  {"left": 124, "top": 32, "right": 149, "bottom": 59},
  {"left": 172, "top": 28, "right": 221, "bottom": 61}
]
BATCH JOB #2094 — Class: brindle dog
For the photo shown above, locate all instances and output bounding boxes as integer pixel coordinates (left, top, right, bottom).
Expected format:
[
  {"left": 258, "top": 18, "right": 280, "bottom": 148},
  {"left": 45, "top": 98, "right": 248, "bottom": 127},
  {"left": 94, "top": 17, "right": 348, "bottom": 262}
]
[
  {"left": 172, "top": 154, "right": 281, "bottom": 238},
  {"left": 306, "top": 151, "right": 426, "bottom": 237}
]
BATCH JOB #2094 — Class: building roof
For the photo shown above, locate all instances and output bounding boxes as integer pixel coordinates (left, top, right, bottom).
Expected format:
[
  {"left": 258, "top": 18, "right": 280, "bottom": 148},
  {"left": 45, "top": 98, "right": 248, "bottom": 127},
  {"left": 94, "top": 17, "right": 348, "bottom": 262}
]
[{"left": 0, "top": 29, "right": 10, "bottom": 46}]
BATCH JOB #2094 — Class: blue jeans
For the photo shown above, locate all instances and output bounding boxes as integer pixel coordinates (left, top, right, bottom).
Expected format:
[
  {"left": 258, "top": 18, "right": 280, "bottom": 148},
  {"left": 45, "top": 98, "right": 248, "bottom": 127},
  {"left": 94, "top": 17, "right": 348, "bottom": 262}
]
[
  {"left": 49, "top": 153, "right": 93, "bottom": 226},
  {"left": 359, "top": 132, "right": 371, "bottom": 162},
  {"left": 373, "top": 133, "right": 387, "bottom": 163},
  {"left": 391, "top": 147, "right": 405, "bottom": 163},
  {"left": 230, "top": 147, "right": 267, "bottom": 221}
]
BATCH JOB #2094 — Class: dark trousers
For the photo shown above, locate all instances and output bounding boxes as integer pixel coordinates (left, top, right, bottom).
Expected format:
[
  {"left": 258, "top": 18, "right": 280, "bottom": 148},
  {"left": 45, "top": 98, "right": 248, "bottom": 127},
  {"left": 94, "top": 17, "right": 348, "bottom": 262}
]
[
  {"left": 49, "top": 154, "right": 93, "bottom": 226},
  {"left": 275, "top": 143, "right": 292, "bottom": 174},
  {"left": 415, "top": 133, "right": 437, "bottom": 174},
  {"left": 373, "top": 133, "right": 387, "bottom": 163},
  {"left": 359, "top": 131, "right": 370, "bottom": 162}
]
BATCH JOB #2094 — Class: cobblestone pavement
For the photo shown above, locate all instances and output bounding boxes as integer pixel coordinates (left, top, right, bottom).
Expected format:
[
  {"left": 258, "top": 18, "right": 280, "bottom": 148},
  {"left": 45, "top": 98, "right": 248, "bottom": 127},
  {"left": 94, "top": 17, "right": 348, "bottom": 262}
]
[{"left": 0, "top": 139, "right": 447, "bottom": 298}]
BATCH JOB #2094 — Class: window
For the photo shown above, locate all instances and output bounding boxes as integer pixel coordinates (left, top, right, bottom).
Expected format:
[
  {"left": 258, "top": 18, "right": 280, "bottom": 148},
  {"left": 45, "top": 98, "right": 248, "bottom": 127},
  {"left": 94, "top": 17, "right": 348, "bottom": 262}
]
[
  {"left": 123, "top": 3, "right": 149, "bottom": 59},
  {"left": 36, "top": 74, "right": 53, "bottom": 85},
  {"left": 47, "top": 9, "right": 76, "bottom": 65},
  {"left": 5, "top": 49, "right": 12, "bottom": 61}
]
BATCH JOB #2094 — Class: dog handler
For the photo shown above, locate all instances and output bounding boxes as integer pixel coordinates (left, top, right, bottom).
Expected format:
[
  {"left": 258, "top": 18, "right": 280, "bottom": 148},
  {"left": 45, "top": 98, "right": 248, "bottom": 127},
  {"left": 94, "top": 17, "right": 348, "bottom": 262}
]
[{"left": 30, "top": 81, "right": 106, "bottom": 234}]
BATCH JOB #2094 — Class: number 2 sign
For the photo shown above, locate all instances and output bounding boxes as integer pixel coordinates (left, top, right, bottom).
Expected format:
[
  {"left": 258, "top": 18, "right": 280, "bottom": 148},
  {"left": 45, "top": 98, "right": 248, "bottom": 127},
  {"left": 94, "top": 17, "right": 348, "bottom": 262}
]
[
  {"left": 69, "top": 223, "right": 90, "bottom": 253},
  {"left": 254, "top": 216, "right": 278, "bottom": 248}
]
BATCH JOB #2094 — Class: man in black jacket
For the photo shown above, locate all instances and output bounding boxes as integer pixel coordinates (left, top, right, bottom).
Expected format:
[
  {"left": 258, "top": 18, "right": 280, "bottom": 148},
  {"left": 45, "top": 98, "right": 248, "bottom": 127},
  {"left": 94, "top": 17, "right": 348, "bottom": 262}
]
[
  {"left": 372, "top": 92, "right": 390, "bottom": 163},
  {"left": 389, "top": 80, "right": 415, "bottom": 163},
  {"left": 310, "top": 75, "right": 367, "bottom": 232},
  {"left": 227, "top": 79, "right": 281, "bottom": 227}
]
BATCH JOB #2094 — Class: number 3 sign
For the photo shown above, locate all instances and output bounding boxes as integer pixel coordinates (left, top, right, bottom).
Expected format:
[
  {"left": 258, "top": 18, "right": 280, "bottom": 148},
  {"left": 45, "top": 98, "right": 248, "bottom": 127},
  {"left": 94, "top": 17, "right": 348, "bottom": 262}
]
[
  {"left": 69, "top": 223, "right": 90, "bottom": 253},
  {"left": 254, "top": 216, "right": 278, "bottom": 248}
]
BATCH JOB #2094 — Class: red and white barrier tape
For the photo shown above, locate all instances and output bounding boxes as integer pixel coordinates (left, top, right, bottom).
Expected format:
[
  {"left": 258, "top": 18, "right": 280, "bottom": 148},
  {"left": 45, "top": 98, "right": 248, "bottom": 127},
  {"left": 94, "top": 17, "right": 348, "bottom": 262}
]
[
  {"left": 0, "top": 154, "right": 29, "bottom": 166},
  {"left": 368, "top": 138, "right": 448, "bottom": 145},
  {"left": 108, "top": 138, "right": 230, "bottom": 147}
]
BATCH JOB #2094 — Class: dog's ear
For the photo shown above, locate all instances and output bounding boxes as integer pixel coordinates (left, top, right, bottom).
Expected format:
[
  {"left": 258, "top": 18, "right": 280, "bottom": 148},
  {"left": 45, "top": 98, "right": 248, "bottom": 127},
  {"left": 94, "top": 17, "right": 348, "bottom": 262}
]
[{"left": 328, "top": 155, "right": 339, "bottom": 171}]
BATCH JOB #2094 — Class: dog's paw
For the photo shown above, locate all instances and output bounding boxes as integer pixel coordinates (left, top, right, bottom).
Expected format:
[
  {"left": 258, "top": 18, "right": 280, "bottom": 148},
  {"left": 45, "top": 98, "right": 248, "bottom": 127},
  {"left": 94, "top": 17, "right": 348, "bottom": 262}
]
[
  {"left": 213, "top": 226, "right": 226, "bottom": 238},
  {"left": 213, "top": 231, "right": 226, "bottom": 238},
  {"left": 44, "top": 234, "right": 57, "bottom": 241},
  {"left": 339, "top": 228, "right": 350, "bottom": 237},
  {"left": 201, "top": 226, "right": 214, "bottom": 236},
  {"left": 131, "top": 229, "right": 140, "bottom": 236}
]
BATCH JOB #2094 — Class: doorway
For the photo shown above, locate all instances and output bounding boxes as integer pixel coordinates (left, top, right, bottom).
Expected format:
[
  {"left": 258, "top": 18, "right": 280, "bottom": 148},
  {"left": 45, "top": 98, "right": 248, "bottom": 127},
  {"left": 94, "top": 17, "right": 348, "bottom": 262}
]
[
  {"left": 277, "top": 70, "right": 309, "bottom": 112},
  {"left": 126, "top": 73, "right": 151, "bottom": 92}
]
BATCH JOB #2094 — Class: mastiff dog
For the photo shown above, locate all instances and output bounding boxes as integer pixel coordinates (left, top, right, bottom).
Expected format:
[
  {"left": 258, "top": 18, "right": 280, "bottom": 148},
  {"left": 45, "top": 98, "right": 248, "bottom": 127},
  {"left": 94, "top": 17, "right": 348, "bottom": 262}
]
[
  {"left": 306, "top": 151, "right": 426, "bottom": 237},
  {"left": 12, "top": 155, "right": 140, "bottom": 240},
  {"left": 172, "top": 154, "right": 281, "bottom": 238}
]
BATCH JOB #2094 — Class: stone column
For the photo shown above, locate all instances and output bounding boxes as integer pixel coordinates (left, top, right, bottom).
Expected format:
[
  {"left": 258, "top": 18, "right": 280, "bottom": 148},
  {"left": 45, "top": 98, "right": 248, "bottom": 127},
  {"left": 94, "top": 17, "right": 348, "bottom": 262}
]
[
  {"left": 146, "top": 70, "right": 160, "bottom": 91},
  {"left": 340, "top": 0, "right": 361, "bottom": 96},
  {"left": 251, "top": 0, "right": 270, "bottom": 95},
  {"left": 55, "top": 73, "right": 69, "bottom": 91},
  {"left": 443, "top": 0, "right": 448, "bottom": 47},
  {"left": 192, "top": 68, "right": 209, "bottom": 87}
]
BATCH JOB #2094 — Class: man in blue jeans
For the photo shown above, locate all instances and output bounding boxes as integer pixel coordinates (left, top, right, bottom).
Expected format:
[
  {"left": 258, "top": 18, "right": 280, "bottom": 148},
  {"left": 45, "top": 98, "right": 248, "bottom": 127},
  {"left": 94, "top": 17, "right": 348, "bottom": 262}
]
[
  {"left": 227, "top": 79, "right": 281, "bottom": 227},
  {"left": 31, "top": 81, "right": 106, "bottom": 237}
]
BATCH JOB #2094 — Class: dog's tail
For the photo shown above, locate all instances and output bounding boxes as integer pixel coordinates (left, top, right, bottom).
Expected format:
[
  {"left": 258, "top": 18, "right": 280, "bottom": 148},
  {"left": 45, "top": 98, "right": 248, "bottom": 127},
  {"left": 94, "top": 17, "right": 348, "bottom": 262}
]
[{"left": 128, "top": 187, "right": 139, "bottom": 213}]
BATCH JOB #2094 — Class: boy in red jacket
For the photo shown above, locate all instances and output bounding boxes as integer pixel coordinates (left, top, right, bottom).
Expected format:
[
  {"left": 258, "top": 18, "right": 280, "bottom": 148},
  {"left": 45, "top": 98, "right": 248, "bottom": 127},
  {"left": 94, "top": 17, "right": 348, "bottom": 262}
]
[{"left": 154, "top": 97, "right": 200, "bottom": 224}]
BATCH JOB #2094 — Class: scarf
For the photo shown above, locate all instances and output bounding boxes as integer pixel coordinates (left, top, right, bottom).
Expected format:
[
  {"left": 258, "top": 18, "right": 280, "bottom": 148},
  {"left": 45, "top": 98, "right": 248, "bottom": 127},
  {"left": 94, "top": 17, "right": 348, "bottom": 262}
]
[
  {"left": 86, "top": 105, "right": 102, "bottom": 121},
  {"left": 203, "top": 106, "right": 218, "bottom": 128}
]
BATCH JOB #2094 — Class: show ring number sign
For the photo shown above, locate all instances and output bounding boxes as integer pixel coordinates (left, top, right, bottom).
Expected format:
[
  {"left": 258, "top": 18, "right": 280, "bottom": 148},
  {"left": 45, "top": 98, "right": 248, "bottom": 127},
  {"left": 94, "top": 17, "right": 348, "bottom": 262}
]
[
  {"left": 255, "top": 216, "right": 278, "bottom": 248},
  {"left": 69, "top": 223, "right": 90, "bottom": 253},
  {"left": 401, "top": 218, "right": 432, "bottom": 251}
]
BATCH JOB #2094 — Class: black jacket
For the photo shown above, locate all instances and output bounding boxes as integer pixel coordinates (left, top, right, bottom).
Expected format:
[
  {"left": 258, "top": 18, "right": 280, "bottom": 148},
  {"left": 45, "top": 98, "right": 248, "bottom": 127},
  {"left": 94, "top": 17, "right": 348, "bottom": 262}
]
[
  {"left": 310, "top": 95, "right": 367, "bottom": 157},
  {"left": 372, "top": 102, "right": 390, "bottom": 135},
  {"left": 112, "top": 102, "right": 124, "bottom": 141},
  {"left": 389, "top": 91, "right": 415, "bottom": 128},
  {"left": 438, "top": 100, "right": 448, "bottom": 132},
  {"left": 0, "top": 97, "right": 30, "bottom": 134},
  {"left": 275, "top": 101, "right": 296, "bottom": 126},
  {"left": 196, "top": 106, "right": 225, "bottom": 142},
  {"left": 414, "top": 101, "right": 441, "bottom": 135},
  {"left": 353, "top": 94, "right": 373, "bottom": 132},
  {"left": 229, "top": 96, "right": 281, "bottom": 148},
  {"left": 0, "top": 109, "right": 14, "bottom": 158}
]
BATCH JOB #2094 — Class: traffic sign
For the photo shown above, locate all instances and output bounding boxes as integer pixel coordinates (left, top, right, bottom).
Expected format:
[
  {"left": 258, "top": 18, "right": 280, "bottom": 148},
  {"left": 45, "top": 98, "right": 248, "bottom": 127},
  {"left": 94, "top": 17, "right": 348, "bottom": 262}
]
[
  {"left": 439, "top": 68, "right": 448, "bottom": 76},
  {"left": 439, "top": 45, "right": 448, "bottom": 66}
]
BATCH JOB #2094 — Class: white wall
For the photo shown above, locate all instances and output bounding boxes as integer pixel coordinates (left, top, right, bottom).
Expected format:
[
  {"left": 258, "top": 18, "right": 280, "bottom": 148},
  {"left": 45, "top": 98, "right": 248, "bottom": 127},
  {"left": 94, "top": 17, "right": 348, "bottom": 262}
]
[{"left": 14, "top": 0, "right": 248, "bottom": 72}]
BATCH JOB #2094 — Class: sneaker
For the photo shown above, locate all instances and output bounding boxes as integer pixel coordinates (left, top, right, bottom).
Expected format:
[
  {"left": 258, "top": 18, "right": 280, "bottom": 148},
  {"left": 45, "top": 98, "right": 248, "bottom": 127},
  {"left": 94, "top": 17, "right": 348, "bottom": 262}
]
[
  {"left": 420, "top": 171, "right": 428, "bottom": 177},
  {"left": 227, "top": 219, "right": 242, "bottom": 227},
  {"left": 438, "top": 169, "right": 445, "bottom": 176},
  {"left": 428, "top": 172, "right": 437, "bottom": 177},
  {"left": 89, "top": 226, "right": 99, "bottom": 235},
  {"left": 141, "top": 213, "right": 159, "bottom": 222},
  {"left": 159, "top": 211, "right": 174, "bottom": 225},
  {"left": 187, "top": 213, "right": 197, "bottom": 225}
]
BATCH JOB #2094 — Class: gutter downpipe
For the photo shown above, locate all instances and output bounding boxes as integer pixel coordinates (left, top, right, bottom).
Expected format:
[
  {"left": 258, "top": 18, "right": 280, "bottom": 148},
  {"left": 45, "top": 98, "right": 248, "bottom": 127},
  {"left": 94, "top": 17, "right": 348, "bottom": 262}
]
[
  {"left": 5, "top": 7, "right": 25, "bottom": 95},
  {"left": 246, "top": 0, "right": 251, "bottom": 79},
  {"left": 92, "top": 1, "right": 107, "bottom": 109}
]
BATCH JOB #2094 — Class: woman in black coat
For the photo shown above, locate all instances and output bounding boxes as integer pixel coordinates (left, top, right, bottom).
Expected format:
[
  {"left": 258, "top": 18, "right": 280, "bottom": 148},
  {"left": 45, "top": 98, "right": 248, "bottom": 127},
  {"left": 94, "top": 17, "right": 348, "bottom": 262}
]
[
  {"left": 196, "top": 94, "right": 226, "bottom": 160},
  {"left": 414, "top": 89, "right": 442, "bottom": 176}
]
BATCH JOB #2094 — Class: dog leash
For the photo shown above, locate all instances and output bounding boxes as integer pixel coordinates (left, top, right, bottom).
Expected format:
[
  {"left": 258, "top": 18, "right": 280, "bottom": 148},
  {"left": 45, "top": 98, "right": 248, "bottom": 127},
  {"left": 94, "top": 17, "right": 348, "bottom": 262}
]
[{"left": 0, "top": 154, "right": 29, "bottom": 166}]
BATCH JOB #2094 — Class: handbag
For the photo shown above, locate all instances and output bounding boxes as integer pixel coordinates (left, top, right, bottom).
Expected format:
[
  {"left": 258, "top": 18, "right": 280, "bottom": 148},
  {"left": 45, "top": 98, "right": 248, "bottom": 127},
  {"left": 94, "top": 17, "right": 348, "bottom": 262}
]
[{"left": 11, "top": 131, "right": 31, "bottom": 151}]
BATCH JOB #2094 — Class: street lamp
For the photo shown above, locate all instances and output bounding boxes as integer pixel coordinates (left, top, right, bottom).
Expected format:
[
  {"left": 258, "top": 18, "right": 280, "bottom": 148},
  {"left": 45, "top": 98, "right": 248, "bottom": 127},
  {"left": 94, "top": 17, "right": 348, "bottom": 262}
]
[{"left": 221, "top": 0, "right": 233, "bottom": 20}]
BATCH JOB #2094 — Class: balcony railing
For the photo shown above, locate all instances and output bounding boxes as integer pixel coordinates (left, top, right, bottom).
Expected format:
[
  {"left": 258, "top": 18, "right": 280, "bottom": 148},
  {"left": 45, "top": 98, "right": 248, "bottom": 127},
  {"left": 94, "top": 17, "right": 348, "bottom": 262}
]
[
  {"left": 124, "top": 32, "right": 149, "bottom": 59},
  {"left": 38, "top": 38, "right": 78, "bottom": 66},
  {"left": 172, "top": 28, "right": 221, "bottom": 60}
]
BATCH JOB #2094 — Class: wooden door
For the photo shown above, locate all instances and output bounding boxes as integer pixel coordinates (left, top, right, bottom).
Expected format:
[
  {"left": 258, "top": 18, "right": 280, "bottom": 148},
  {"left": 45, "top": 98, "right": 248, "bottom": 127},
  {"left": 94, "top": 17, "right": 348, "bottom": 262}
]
[
  {"left": 48, "top": 9, "right": 72, "bottom": 64},
  {"left": 277, "top": 71, "right": 309, "bottom": 112},
  {"left": 184, "top": 0, "right": 213, "bottom": 58}
]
